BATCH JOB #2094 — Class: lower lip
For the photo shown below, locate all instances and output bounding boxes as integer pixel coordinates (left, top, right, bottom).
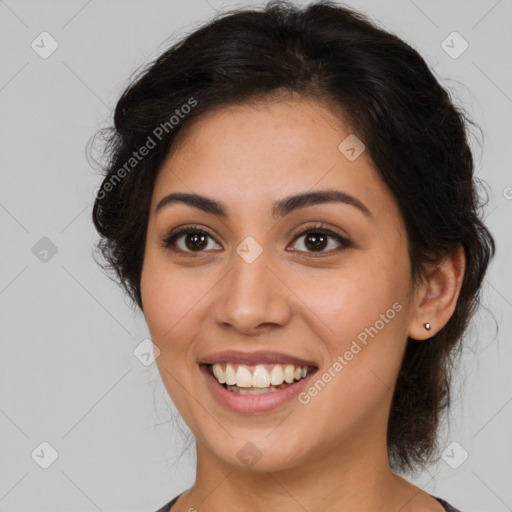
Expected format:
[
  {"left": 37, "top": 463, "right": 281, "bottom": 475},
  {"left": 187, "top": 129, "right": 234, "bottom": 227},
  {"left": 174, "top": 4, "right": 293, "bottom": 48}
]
[{"left": 200, "top": 364, "right": 318, "bottom": 414}]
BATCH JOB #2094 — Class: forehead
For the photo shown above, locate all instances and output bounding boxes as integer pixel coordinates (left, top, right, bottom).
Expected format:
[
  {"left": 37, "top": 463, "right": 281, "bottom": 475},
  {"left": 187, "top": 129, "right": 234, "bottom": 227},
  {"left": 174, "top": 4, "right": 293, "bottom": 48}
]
[{"left": 151, "top": 97, "right": 397, "bottom": 225}]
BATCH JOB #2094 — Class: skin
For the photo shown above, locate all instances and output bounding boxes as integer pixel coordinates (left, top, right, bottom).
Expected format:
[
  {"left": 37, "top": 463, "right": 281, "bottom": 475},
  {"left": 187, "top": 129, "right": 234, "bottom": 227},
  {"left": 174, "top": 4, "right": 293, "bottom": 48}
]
[{"left": 140, "top": 91, "right": 466, "bottom": 512}]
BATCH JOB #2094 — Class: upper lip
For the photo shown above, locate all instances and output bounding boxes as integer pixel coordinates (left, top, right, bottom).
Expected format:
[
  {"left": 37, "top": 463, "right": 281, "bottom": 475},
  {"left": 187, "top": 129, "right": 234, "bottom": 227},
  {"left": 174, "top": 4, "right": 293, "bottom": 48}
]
[{"left": 199, "top": 350, "right": 318, "bottom": 368}]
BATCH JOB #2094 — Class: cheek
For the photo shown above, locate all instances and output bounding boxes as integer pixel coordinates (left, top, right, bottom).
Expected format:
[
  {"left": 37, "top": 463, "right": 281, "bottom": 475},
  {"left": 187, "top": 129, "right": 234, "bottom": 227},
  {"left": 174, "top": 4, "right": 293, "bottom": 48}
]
[
  {"left": 293, "top": 272, "right": 409, "bottom": 428},
  {"left": 293, "top": 253, "right": 410, "bottom": 375},
  {"left": 140, "top": 257, "right": 206, "bottom": 413},
  {"left": 302, "top": 251, "right": 406, "bottom": 322},
  {"left": 140, "top": 255, "right": 190, "bottom": 347},
  {"left": 140, "top": 253, "right": 216, "bottom": 356}
]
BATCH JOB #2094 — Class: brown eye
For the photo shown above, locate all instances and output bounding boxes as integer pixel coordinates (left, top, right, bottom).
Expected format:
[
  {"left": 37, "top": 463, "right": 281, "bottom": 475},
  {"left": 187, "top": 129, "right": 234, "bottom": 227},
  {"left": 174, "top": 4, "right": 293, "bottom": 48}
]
[
  {"left": 160, "top": 227, "right": 222, "bottom": 253},
  {"left": 183, "top": 232, "right": 208, "bottom": 251},
  {"left": 160, "top": 223, "right": 352, "bottom": 257},
  {"left": 288, "top": 224, "right": 352, "bottom": 256},
  {"left": 303, "top": 232, "right": 329, "bottom": 251}
]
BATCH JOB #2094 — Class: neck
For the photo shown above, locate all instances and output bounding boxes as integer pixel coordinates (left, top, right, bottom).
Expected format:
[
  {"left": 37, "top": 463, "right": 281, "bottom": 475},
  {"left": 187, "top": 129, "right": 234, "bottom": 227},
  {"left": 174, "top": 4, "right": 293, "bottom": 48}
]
[{"left": 176, "top": 430, "right": 435, "bottom": 512}]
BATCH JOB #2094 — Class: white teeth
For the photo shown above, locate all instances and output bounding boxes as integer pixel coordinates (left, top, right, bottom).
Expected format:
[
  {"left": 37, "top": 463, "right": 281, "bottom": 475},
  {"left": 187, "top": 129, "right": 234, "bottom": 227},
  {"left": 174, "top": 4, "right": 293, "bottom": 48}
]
[
  {"left": 236, "top": 366, "right": 253, "bottom": 387},
  {"left": 212, "top": 364, "right": 225, "bottom": 384},
  {"left": 210, "top": 362, "right": 312, "bottom": 389},
  {"left": 225, "top": 363, "right": 237, "bottom": 385},
  {"left": 270, "top": 365, "right": 285, "bottom": 386},
  {"left": 284, "top": 364, "right": 295, "bottom": 384},
  {"left": 252, "top": 366, "right": 271, "bottom": 388},
  {"left": 226, "top": 384, "right": 288, "bottom": 395}
]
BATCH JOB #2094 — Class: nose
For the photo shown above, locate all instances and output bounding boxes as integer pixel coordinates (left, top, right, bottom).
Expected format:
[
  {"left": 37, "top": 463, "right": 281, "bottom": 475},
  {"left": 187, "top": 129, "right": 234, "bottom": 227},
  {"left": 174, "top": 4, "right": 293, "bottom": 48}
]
[{"left": 211, "top": 247, "right": 292, "bottom": 336}]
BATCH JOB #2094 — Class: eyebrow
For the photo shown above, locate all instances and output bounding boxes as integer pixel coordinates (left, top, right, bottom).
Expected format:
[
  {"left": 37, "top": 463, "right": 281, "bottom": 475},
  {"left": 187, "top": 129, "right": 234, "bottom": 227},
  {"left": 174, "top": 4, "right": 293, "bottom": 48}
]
[{"left": 155, "top": 189, "right": 373, "bottom": 220}]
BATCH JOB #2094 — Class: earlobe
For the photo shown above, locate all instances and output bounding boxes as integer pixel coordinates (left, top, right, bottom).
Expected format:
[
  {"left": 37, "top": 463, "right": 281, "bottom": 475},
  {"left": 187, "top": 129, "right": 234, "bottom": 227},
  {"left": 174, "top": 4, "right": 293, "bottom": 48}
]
[{"left": 408, "top": 244, "right": 466, "bottom": 341}]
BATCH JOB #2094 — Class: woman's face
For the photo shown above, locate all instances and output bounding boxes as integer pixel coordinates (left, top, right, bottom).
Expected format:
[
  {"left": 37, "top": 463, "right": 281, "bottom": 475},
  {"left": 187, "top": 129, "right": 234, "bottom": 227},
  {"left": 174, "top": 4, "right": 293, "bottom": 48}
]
[{"left": 141, "top": 95, "right": 419, "bottom": 472}]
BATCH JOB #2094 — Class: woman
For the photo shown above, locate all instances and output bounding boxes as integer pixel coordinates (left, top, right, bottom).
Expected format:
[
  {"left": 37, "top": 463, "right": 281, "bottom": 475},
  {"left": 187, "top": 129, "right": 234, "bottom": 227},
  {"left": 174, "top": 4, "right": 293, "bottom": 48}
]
[{"left": 91, "top": 1, "right": 495, "bottom": 510}]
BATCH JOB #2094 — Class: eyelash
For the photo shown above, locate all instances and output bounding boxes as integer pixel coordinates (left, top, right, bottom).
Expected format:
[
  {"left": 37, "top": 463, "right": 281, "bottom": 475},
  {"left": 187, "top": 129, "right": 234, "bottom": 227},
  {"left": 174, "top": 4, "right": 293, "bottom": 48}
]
[{"left": 159, "top": 223, "right": 353, "bottom": 258}]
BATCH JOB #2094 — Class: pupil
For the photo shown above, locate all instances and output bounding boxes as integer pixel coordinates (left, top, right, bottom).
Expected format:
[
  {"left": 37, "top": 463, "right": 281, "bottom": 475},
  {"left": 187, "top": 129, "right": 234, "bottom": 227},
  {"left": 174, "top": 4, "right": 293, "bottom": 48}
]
[
  {"left": 186, "top": 233, "right": 207, "bottom": 251},
  {"left": 306, "top": 233, "right": 326, "bottom": 251}
]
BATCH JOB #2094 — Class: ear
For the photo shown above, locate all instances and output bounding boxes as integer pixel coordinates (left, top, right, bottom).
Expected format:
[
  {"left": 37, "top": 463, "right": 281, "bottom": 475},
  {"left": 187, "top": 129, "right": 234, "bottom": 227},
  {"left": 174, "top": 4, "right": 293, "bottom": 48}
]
[{"left": 408, "top": 244, "right": 466, "bottom": 340}]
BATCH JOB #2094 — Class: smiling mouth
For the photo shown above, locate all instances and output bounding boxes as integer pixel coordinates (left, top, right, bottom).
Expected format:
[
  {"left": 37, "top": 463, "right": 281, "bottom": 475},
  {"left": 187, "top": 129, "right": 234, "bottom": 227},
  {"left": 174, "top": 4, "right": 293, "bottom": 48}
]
[{"left": 203, "top": 362, "right": 318, "bottom": 395}]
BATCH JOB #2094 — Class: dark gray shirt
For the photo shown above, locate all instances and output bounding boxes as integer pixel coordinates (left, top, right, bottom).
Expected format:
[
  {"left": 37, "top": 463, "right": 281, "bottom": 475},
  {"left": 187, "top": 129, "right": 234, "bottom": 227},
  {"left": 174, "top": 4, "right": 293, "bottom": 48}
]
[{"left": 155, "top": 494, "right": 462, "bottom": 511}]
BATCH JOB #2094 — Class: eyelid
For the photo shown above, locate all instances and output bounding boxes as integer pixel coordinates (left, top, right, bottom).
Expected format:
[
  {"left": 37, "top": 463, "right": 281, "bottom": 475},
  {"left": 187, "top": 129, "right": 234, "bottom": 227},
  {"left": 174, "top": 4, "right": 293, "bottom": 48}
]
[{"left": 289, "top": 222, "right": 350, "bottom": 244}]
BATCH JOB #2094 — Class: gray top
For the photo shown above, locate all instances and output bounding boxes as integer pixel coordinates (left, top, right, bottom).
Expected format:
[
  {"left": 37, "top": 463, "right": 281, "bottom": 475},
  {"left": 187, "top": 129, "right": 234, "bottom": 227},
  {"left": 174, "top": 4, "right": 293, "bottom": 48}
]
[{"left": 155, "top": 493, "right": 462, "bottom": 511}]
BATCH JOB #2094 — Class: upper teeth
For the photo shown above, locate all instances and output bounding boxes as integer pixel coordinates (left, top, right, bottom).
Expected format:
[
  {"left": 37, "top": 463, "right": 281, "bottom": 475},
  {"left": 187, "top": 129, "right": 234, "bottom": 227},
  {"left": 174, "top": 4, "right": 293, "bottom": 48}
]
[{"left": 211, "top": 363, "right": 310, "bottom": 388}]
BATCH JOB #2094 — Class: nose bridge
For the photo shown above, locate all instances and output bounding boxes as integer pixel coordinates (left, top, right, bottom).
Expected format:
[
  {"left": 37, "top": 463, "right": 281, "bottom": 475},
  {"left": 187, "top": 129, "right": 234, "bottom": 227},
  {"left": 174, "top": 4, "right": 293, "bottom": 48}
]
[{"left": 213, "top": 239, "right": 291, "bottom": 333}]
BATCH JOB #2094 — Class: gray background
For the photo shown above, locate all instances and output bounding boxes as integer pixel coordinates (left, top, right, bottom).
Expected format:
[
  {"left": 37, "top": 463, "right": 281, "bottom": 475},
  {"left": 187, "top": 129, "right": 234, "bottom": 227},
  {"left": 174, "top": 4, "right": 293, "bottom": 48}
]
[{"left": 0, "top": 0, "right": 510, "bottom": 510}]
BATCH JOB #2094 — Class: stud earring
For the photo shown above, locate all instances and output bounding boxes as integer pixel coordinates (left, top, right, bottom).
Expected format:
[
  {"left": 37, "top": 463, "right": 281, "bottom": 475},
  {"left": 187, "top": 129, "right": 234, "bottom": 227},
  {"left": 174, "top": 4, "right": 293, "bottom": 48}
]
[{"left": 424, "top": 322, "right": 431, "bottom": 331}]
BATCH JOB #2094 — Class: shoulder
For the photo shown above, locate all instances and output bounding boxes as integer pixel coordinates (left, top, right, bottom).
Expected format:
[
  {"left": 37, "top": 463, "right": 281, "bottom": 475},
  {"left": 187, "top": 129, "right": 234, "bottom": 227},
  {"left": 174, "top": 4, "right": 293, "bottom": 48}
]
[
  {"left": 154, "top": 494, "right": 180, "bottom": 512},
  {"left": 435, "top": 496, "right": 463, "bottom": 512}
]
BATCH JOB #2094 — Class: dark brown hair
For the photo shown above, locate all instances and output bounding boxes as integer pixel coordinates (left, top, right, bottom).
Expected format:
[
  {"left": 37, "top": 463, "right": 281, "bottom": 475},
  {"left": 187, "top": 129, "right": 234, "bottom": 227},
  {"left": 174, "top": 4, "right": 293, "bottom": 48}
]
[{"left": 90, "top": 0, "right": 495, "bottom": 472}]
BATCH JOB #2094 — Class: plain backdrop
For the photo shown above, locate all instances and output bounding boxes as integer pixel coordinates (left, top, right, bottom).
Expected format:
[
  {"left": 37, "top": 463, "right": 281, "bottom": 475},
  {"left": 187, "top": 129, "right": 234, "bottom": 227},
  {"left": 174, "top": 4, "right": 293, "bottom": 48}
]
[{"left": 0, "top": 1, "right": 511, "bottom": 511}]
